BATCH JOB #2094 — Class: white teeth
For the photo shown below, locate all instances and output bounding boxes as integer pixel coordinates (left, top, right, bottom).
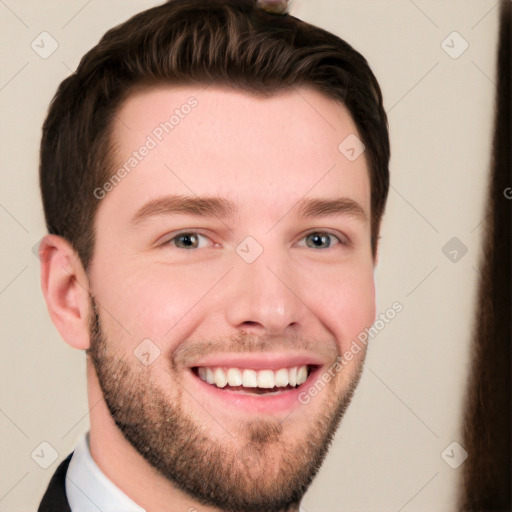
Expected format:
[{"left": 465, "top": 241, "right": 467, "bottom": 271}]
[
  {"left": 289, "top": 367, "right": 297, "bottom": 386},
  {"left": 242, "top": 369, "right": 258, "bottom": 388},
  {"left": 227, "top": 368, "right": 242, "bottom": 386},
  {"left": 257, "top": 370, "right": 275, "bottom": 388},
  {"left": 196, "top": 365, "right": 310, "bottom": 390},
  {"left": 213, "top": 367, "right": 227, "bottom": 388},
  {"left": 296, "top": 366, "right": 308, "bottom": 385},
  {"left": 274, "top": 368, "right": 289, "bottom": 387}
]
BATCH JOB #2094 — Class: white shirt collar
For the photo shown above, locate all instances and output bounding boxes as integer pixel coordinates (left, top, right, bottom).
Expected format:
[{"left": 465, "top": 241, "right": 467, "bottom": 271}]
[{"left": 65, "top": 432, "right": 146, "bottom": 512}]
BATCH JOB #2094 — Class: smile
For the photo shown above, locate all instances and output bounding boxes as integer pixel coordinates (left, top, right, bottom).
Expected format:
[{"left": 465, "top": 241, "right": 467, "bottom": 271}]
[
  {"left": 194, "top": 365, "right": 311, "bottom": 393},
  {"left": 185, "top": 353, "right": 325, "bottom": 412}
]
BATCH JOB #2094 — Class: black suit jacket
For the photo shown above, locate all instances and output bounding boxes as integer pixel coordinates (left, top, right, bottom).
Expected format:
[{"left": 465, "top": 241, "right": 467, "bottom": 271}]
[{"left": 38, "top": 453, "right": 73, "bottom": 512}]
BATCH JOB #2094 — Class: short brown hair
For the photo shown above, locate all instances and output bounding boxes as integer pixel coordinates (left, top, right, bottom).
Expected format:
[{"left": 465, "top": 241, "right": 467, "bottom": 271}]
[{"left": 40, "top": 0, "right": 390, "bottom": 270}]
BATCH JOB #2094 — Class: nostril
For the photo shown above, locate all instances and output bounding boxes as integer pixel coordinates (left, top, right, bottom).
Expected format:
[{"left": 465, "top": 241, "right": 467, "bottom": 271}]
[{"left": 241, "top": 321, "right": 259, "bottom": 327}]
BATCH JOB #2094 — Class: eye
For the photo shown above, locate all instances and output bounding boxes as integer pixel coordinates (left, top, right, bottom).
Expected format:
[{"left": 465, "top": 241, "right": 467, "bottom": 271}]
[
  {"left": 166, "top": 232, "right": 212, "bottom": 249},
  {"left": 299, "top": 231, "right": 345, "bottom": 249}
]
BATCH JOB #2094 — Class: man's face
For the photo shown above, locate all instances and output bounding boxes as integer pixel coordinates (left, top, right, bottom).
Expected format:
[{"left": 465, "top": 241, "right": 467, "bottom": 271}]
[{"left": 87, "top": 85, "right": 375, "bottom": 511}]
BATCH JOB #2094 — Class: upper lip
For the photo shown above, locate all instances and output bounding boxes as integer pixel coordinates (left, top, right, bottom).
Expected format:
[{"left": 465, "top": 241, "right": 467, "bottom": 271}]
[{"left": 189, "top": 352, "right": 326, "bottom": 370}]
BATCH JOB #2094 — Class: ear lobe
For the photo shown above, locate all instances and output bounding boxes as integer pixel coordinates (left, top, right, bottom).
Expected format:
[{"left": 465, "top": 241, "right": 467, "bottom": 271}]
[{"left": 39, "top": 234, "right": 91, "bottom": 350}]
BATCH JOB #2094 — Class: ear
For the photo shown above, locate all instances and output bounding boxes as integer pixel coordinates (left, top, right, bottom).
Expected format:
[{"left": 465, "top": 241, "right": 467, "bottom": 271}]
[{"left": 39, "top": 234, "right": 91, "bottom": 350}]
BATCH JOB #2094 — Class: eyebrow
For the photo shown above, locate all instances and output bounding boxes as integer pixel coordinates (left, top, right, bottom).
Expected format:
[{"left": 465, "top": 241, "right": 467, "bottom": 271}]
[
  {"left": 131, "top": 195, "right": 237, "bottom": 225},
  {"left": 295, "top": 197, "right": 367, "bottom": 222},
  {"left": 131, "top": 195, "right": 367, "bottom": 225}
]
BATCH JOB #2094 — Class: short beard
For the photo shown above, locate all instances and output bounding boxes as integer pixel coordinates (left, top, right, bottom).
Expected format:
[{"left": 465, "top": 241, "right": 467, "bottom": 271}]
[{"left": 87, "top": 298, "right": 364, "bottom": 512}]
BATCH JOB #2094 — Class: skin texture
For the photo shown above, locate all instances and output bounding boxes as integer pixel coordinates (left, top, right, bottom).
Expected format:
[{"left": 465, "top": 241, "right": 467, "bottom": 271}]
[{"left": 40, "top": 85, "right": 377, "bottom": 512}]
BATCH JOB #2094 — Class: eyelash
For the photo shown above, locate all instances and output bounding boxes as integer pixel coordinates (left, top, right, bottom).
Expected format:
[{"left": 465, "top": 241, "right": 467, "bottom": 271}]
[{"left": 163, "top": 230, "right": 348, "bottom": 250}]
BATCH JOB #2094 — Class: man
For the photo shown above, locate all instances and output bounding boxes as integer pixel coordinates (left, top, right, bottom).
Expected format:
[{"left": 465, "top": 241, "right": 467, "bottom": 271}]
[{"left": 37, "top": 0, "right": 389, "bottom": 510}]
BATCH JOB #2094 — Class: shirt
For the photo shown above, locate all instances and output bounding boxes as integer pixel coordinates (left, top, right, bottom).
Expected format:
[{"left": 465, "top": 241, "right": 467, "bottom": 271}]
[{"left": 65, "top": 432, "right": 146, "bottom": 512}]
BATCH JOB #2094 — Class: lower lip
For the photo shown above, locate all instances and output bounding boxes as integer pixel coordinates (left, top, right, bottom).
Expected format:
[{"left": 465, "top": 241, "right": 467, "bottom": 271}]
[{"left": 185, "top": 367, "right": 322, "bottom": 414}]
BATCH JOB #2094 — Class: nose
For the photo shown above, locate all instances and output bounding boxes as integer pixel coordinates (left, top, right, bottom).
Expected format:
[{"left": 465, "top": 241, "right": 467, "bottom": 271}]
[{"left": 224, "top": 245, "right": 310, "bottom": 336}]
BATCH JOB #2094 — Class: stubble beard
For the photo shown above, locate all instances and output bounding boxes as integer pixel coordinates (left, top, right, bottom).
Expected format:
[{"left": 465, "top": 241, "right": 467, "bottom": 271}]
[{"left": 87, "top": 298, "right": 364, "bottom": 512}]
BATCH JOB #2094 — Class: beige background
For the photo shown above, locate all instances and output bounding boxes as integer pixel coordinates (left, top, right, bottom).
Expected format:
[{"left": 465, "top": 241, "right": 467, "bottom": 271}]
[{"left": 0, "top": 1, "right": 499, "bottom": 511}]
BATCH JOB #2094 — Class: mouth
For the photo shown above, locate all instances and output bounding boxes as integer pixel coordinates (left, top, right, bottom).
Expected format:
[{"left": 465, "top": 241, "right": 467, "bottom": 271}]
[
  {"left": 183, "top": 352, "right": 326, "bottom": 415},
  {"left": 192, "top": 364, "right": 316, "bottom": 396}
]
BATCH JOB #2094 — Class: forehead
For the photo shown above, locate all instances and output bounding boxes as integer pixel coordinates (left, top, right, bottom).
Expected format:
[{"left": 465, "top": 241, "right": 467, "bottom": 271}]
[{"left": 105, "top": 85, "right": 370, "bottom": 218}]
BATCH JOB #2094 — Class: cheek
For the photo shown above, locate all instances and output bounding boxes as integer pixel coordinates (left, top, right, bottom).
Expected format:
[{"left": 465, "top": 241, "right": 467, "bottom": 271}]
[
  {"left": 309, "top": 265, "right": 375, "bottom": 387},
  {"left": 306, "top": 263, "right": 376, "bottom": 353},
  {"left": 90, "top": 258, "right": 221, "bottom": 344}
]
